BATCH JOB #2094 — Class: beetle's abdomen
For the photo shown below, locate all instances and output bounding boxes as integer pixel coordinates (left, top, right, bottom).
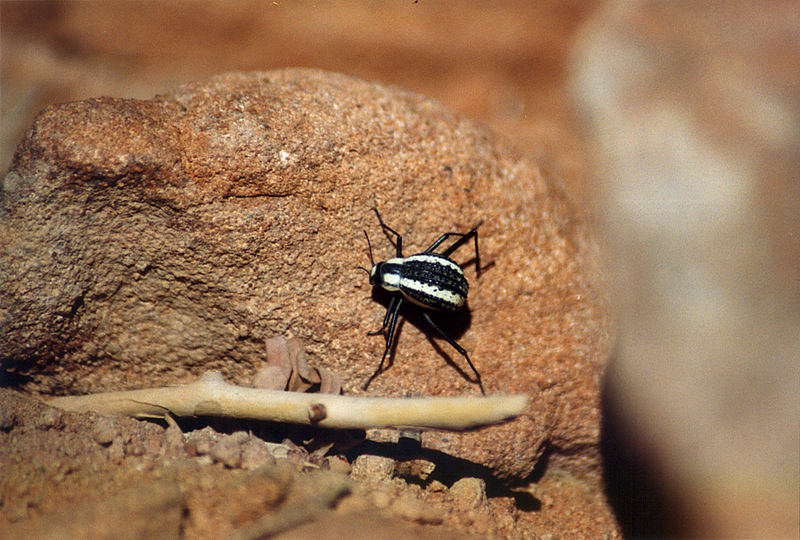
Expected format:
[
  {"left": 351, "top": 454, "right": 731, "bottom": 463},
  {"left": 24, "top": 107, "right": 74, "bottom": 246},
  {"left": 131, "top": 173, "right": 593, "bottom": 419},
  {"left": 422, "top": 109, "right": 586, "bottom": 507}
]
[{"left": 398, "top": 254, "right": 467, "bottom": 311}]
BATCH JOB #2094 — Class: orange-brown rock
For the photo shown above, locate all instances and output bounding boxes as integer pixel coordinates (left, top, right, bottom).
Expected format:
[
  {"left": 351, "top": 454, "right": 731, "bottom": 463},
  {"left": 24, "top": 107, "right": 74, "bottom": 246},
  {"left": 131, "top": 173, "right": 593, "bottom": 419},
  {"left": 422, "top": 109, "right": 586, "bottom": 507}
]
[{"left": 1, "top": 69, "right": 609, "bottom": 479}]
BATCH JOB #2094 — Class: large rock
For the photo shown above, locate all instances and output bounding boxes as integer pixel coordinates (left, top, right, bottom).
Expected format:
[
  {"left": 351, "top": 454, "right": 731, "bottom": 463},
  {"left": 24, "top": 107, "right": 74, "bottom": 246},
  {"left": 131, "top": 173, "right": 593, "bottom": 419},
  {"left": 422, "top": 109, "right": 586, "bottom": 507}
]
[{"left": 1, "top": 69, "right": 609, "bottom": 479}]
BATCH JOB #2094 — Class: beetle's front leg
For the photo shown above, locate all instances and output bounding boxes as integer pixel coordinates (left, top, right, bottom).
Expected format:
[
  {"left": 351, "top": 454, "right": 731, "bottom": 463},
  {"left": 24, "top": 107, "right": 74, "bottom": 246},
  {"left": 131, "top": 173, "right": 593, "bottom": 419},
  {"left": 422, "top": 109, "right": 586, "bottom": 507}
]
[
  {"left": 364, "top": 297, "right": 403, "bottom": 390},
  {"left": 372, "top": 208, "right": 404, "bottom": 257}
]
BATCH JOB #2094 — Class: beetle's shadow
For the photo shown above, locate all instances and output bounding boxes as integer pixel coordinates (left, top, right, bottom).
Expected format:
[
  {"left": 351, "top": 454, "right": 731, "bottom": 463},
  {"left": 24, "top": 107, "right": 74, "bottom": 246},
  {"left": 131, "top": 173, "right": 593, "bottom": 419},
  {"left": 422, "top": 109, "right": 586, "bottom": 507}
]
[{"left": 367, "top": 288, "right": 476, "bottom": 384}]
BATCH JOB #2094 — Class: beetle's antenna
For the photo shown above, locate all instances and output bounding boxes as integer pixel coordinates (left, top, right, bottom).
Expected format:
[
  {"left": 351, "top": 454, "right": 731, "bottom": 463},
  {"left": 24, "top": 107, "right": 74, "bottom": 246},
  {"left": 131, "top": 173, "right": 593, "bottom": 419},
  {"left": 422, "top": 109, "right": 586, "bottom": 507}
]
[{"left": 363, "top": 230, "right": 375, "bottom": 266}]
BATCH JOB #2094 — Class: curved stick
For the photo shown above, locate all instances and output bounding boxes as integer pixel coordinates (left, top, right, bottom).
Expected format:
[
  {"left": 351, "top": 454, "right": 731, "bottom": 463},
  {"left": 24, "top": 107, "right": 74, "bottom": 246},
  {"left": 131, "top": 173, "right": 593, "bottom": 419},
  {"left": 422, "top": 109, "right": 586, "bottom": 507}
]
[{"left": 49, "top": 372, "right": 530, "bottom": 431}]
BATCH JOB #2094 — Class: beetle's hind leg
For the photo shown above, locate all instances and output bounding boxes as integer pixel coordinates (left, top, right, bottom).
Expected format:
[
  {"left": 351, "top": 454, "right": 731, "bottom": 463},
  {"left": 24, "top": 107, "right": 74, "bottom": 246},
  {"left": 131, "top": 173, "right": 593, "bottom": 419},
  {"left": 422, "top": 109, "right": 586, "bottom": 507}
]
[
  {"left": 421, "top": 311, "right": 485, "bottom": 395},
  {"left": 426, "top": 222, "right": 484, "bottom": 276}
]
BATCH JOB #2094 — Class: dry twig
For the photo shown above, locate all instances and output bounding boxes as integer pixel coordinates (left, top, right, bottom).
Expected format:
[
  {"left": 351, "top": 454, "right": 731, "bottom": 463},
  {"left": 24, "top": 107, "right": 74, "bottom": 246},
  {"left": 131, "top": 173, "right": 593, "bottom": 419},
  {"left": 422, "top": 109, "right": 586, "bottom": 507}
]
[{"left": 48, "top": 371, "right": 529, "bottom": 431}]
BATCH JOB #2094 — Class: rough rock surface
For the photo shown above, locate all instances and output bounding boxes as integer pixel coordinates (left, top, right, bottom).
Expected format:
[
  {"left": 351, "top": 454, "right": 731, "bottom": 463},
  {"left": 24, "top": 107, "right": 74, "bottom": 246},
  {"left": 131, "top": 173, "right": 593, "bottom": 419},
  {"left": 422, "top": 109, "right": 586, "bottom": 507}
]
[{"left": 1, "top": 69, "right": 609, "bottom": 480}]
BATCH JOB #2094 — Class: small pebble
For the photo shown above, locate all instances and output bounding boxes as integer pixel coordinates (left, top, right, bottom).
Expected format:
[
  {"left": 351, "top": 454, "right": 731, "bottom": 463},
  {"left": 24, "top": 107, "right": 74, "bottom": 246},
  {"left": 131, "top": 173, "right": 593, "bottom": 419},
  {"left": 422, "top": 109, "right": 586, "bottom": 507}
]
[
  {"left": 349, "top": 454, "right": 395, "bottom": 482},
  {"left": 211, "top": 436, "right": 242, "bottom": 468},
  {"left": 92, "top": 417, "right": 118, "bottom": 446},
  {"left": 449, "top": 477, "right": 487, "bottom": 510},
  {"left": 190, "top": 427, "right": 218, "bottom": 455},
  {"left": 0, "top": 407, "right": 16, "bottom": 430},
  {"left": 35, "top": 408, "right": 63, "bottom": 429}
]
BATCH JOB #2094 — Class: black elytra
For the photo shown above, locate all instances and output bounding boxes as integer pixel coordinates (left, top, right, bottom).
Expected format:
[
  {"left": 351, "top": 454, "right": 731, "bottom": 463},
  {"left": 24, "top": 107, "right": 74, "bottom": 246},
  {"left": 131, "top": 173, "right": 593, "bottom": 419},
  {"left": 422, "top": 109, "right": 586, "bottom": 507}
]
[{"left": 361, "top": 208, "right": 486, "bottom": 394}]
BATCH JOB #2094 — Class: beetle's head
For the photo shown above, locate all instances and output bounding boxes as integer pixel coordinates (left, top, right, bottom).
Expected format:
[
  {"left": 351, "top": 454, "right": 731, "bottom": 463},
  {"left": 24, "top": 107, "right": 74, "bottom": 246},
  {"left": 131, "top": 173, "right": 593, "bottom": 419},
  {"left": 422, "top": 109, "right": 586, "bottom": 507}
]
[{"left": 368, "top": 262, "right": 382, "bottom": 286}]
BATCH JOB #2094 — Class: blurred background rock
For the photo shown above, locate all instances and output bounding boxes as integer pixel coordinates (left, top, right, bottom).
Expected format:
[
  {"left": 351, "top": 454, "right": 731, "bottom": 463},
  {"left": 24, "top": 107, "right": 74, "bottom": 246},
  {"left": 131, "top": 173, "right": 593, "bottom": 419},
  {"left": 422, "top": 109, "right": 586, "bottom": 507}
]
[{"left": 571, "top": 2, "right": 799, "bottom": 537}]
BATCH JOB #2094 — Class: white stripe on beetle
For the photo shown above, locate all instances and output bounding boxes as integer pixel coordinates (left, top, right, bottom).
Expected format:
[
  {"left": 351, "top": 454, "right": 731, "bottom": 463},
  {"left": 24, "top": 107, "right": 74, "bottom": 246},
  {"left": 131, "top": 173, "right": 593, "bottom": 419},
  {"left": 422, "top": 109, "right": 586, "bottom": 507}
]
[{"left": 400, "top": 277, "right": 465, "bottom": 308}]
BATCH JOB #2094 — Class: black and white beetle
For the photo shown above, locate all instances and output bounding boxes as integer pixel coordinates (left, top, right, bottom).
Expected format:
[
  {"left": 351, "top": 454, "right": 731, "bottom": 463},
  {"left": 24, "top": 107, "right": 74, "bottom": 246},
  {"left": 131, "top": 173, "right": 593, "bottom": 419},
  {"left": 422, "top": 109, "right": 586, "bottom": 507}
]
[{"left": 361, "top": 208, "right": 486, "bottom": 394}]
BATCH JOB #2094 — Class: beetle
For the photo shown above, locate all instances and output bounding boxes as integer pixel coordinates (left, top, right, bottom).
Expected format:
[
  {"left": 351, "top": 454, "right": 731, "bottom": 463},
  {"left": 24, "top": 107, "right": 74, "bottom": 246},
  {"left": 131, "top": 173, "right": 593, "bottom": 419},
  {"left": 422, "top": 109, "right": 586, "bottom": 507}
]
[{"left": 361, "top": 208, "right": 486, "bottom": 394}]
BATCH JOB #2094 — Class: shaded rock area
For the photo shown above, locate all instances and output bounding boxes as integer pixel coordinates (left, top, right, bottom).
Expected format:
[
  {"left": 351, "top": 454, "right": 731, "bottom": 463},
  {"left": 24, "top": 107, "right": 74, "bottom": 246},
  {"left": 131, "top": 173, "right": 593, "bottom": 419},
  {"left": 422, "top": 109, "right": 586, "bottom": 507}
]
[{"left": 1, "top": 69, "right": 609, "bottom": 485}]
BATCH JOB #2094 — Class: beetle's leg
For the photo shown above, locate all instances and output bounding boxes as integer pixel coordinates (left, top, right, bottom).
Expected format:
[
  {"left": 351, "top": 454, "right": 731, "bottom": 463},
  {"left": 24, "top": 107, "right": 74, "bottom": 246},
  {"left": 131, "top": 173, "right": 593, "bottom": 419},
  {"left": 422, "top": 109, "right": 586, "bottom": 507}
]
[
  {"left": 363, "top": 297, "right": 403, "bottom": 390},
  {"left": 423, "top": 232, "right": 460, "bottom": 253},
  {"left": 426, "top": 221, "right": 483, "bottom": 276},
  {"left": 421, "top": 311, "right": 485, "bottom": 395},
  {"left": 428, "top": 221, "right": 483, "bottom": 255},
  {"left": 372, "top": 208, "right": 403, "bottom": 256},
  {"left": 367, "top": 295, "right": 399, "bottom": 336}
]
